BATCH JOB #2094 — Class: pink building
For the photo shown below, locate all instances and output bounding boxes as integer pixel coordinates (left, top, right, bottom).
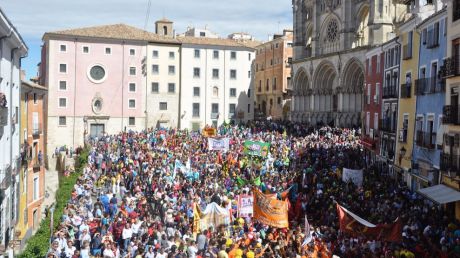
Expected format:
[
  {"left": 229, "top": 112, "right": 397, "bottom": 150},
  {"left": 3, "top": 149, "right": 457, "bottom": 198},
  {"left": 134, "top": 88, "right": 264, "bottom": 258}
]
[{"left": 41, "top": 24, "right": 148, "bottom": 154}]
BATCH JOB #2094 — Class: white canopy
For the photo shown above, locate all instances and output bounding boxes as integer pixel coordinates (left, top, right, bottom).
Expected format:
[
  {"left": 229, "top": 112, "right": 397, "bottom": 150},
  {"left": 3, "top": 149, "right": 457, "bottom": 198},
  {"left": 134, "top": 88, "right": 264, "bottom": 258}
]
[{"left": 418, "top": 184, "right": 460, "bottom": 204}]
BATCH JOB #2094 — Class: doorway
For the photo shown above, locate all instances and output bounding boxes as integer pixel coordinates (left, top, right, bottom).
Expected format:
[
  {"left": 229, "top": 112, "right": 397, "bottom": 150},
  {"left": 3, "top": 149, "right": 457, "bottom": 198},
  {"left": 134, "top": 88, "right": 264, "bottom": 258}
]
[{"left": 90, "top": 124, "right": 105, "bottom": 138}]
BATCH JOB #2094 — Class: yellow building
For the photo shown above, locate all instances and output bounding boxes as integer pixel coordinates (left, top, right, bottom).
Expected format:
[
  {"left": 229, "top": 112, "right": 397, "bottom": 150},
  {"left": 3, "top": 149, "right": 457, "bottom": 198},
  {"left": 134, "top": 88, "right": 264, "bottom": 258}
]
[
  {"left": 395, "top": 17, "right": 419, "bottom": 189},
  {"left": 17, "top": 81, "right": 47, "bottom": 247}
]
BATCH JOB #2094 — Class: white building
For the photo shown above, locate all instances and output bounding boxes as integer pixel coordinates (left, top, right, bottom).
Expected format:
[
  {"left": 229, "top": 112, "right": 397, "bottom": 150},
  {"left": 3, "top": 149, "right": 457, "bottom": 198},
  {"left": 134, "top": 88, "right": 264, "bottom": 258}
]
[
  {"left": 0, "top": 7, "right": 28, "bottom": 251},
  {"left": 182, "top": 27, "right": 219, "bottom": 38},
  {"left": 146, "top": 20, "right": 181, "bottom": 129},
  {"left": 177, "top": 35, "right": 258, "bottom": 130}
]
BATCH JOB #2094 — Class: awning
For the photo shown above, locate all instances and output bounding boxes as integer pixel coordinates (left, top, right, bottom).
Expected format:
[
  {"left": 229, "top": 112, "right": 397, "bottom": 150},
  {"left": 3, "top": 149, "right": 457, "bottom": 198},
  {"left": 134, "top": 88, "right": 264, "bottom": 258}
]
[{"left": 418, "top": 184, "right": 460, "bottom": 204}]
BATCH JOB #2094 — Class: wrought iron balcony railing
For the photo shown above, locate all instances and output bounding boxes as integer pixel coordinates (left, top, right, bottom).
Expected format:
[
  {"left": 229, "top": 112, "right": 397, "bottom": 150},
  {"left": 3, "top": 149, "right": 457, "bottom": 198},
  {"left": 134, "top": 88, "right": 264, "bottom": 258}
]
[
  {"left": 440, "top": 56, "right": 460, "bottom": 78},
  {"left": 400, "top": 83, "right": 412, "bottom": 98},
  {"left": 443, "top": 105, "right": 460, "bottom": 125},
  {"left": 415, "top": 130, "right": 437, "bottom": 149},
  {"left": 415, "top": 77, "right": 445, "bottom": 95}
]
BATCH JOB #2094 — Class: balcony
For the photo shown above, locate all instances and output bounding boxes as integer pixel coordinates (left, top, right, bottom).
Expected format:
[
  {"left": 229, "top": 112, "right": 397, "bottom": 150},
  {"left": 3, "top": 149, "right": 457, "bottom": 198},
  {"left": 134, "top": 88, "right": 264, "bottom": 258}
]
[
  {"left": 360, "top": 136, "right": 377, "bottom": 150},
  {"left": 443, "top": 105, "right": 460, "bottom": 125},
  {"left": 441, "top": 153, "right": 459, "bottom": 174},
  {"left": 400, "top": 83, "right": 411, "bottom": 98},
  {"left": 415, "top": 130, "right": 437, "bottom": 149},
  {"left": 32, "top": 124, "right": 42, "bottom": 138},
  {"left": 382, "top": 85, "right": 398, "bottom": 99},
  {"left": 440, "top": 56, "right": 460, "bottom": 78},
  {"left": 415, "top": 77, "right": 445, "bottom": 95},
  {"left": 380, "top": 118, "right": 396, "bottom": 133},
  {"left": 403, "top": 44, "right": 412, "bottom": 60},
  {"left": 210, "top": 113, "right": 219, "bottom": 119}
]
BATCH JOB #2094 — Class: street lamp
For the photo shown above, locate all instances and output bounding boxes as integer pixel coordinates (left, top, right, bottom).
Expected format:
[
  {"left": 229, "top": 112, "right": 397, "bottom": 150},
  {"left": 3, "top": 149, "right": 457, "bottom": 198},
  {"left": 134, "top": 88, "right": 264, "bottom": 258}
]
[{"left": 399, "top": 146, "right": 407, "bottom": 164}]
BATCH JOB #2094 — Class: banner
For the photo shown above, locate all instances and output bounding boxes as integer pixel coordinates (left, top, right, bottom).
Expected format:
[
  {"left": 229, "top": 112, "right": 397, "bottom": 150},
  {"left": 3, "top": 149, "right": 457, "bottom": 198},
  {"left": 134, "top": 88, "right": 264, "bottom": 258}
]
[
  {"left": 336, "top": 203, "right": 402, "bottom": 242},
  {"left": 208, "top": 137, "right": 230, "bottom": 151},
  {"left": 203, "top": 128, "right": 217, "bottom": 137},
  {"left": 199, "top": 202, "right": 231, "bottom": 232},
  {"left": 253, "top": 188, "right": 289, "bottom": 228},
  {"left": 243, "top": 141, "right": 270, "bottom": 157},
  {"left": 342, "top": 168, "right": 363, "bottom": 187},
  {"left": 192, "top": 203, "right": 201, "bottom": 237},
  {"left": 237, "top": 195, "right": 254, "bottom": 218},
  {"left": 302, "top": 215, "right": 313, "bottom": 246}
]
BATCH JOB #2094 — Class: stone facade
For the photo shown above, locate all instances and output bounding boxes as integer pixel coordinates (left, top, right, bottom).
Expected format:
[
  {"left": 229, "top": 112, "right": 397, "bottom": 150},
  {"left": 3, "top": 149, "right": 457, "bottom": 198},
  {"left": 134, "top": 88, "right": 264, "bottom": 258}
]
[{"left": 291, "top": 0, "right": 406, "bottom": 127}]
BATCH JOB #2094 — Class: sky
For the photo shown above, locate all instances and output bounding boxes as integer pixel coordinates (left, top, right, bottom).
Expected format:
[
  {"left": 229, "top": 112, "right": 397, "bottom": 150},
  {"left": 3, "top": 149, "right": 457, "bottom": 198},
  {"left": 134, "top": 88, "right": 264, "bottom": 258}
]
[{"left": 2, "top": 0, "right": 292, "bottom": 80}]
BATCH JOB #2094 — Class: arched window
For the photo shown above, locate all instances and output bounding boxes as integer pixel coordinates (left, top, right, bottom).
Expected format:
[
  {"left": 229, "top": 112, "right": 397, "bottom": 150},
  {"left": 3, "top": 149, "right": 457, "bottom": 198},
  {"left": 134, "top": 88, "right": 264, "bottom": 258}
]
[
  {"left": 163, "top": 26, "right": 168, "bottom": 35},
  {"left": 213, "top": 86, "right": 219, "bottom": 97}
]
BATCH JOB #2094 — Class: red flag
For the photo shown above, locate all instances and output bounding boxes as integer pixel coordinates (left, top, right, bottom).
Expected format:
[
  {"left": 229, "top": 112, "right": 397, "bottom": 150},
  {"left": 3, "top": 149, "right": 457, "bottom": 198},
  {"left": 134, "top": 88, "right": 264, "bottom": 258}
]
[{"left": 336, "top": 203, "right": 402, "bottom": 242}]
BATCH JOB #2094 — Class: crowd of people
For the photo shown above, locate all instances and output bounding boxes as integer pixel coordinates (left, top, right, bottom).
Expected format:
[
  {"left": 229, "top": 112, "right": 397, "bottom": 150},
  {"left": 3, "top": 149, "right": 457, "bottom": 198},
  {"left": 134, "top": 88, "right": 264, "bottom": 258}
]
[{"left": 45, "top": 121, "right": 460, "bottom": 258}]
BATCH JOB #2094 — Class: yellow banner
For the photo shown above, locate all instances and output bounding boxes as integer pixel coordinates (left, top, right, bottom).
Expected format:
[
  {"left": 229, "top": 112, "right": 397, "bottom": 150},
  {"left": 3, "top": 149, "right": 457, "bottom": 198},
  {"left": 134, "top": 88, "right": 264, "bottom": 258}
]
[
  {"left": 202, "top": 128, "right": 217, "bottom": 137},
  {"left": 253, "top": 188, "right": 289, "bottom": 228}
]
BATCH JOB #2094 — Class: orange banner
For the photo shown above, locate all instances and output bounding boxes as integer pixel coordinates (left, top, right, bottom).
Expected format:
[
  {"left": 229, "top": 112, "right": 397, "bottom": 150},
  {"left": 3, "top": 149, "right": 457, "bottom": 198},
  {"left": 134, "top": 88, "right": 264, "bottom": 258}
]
[
  {"left": 253, "top": 188, "right": 289, "bottom": 228},
  {"left": 202, "top": 128, "right": 217, "bottom": 137}
]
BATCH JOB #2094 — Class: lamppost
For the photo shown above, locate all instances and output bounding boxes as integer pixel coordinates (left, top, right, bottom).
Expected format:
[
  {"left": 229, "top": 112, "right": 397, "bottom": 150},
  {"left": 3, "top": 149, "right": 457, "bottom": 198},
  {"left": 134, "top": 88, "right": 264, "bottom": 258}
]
[
  {"left": 49, "top": 205, "right": 55, "bottom": 245},
  {"left": 399, "top": 146, "right": 407, "bottom": 165}
]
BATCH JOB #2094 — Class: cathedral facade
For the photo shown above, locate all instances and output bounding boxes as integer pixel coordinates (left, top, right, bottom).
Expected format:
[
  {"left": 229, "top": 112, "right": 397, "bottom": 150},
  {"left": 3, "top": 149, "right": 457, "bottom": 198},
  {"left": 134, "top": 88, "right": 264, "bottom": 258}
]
[{"left": 290, "top": 0, "right": 406, "bottom": 127}]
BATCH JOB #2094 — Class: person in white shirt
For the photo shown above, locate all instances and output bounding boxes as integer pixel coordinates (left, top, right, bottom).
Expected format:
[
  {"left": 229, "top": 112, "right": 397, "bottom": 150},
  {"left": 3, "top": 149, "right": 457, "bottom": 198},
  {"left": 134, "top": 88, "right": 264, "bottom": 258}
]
[
  {"left": 64, "top": 240, "right": 76, "bottom": 258},
  {"left": 122, "top": 223, "right": 133, "bottom": 252},
  {"left": 102, "top": 242, "right": 115, "bottom": 258}
]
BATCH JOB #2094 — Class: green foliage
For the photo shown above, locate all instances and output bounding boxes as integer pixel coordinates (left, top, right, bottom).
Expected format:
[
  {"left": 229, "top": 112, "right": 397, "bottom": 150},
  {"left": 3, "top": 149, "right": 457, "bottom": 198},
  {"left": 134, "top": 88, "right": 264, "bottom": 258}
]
[{"left": 18, "top": 148, "right": 90, "bottom": 257}]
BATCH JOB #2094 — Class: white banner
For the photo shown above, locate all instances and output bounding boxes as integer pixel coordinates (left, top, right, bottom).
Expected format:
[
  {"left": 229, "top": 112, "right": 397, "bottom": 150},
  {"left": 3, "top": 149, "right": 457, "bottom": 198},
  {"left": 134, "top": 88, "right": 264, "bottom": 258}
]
[
  {"left": 342, "top": 168, "right": 363, "bottom": 187},
  {"left": 238, "top": 195, "right": 253, "bottom": 218},
  {"left": 208, "top": 137, "right": 230, "bottom": 151}
]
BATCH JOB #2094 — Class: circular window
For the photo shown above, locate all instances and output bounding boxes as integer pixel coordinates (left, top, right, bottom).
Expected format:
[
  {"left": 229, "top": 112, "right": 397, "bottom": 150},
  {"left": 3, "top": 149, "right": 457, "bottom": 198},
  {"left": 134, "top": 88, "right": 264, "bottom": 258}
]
[
  {"left": 326, "top": 19, "right": 339, "bottom": 43},
  {"left": 92, "top": 98, "right": 103, "bottom": 114},
  {"left": 88, "top": 65, "right": 106, "bottom": 83}
]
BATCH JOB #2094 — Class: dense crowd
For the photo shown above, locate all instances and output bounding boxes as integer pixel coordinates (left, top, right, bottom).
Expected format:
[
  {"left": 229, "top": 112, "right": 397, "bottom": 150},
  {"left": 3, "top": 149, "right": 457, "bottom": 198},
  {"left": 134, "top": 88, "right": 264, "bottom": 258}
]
[{"left": 45, "top": 121, "right": 460, "bottom": 258}]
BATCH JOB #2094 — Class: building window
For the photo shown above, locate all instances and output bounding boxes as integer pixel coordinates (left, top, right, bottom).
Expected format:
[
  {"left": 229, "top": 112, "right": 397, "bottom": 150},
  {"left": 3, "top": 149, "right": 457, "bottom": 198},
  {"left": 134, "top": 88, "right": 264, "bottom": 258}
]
[
  {"left": 194, "top": 49, "right": 200, "bottom": 58},
  {"left": 230, "top": 88, "right": 237, "bottom": 97},
  {"left": 59, "top": 81, "right": 67, "bottom": 91},
  {"left": 266, "top": 79, "right": 270, "bottom": 91},
  {"left": 130, "top": 49, "right": 136, "bottom": 56},
  {"left": 159, "top": 102, "right": 167, "bottom": 110},
  {"left": 193, "top": 68, "right": 200, "bottom": 78},
  {"left": 59, "top": 64, "right": 67, "bottom": 73},
  {"left": 273, "top": 77, "right": 277, "bottom": 91},
  {"left": 193, "top": 103, "right": 200, "bottom": 117},
  {"left": 247, "top": 104, "right": 251, "bottom": 113},
  {"left": 231, "top": 51, "right": 237, "bottom": 60},
  {"left": 376, "top": 56, "right": 380, "bottom": 73},
  {"left": 275, "top": 43, "right": 279, "bottom": 48},
  {"left": 213, "top": 50, "right": 219, "bottom": 59},
  {"left": 229, "top": 104, "right": 236, "bottom": 118},
  {"left": 212, "top": 69, "right": 219, "bottom": 79},
  {"left": 200, "top": 32, "right": 206, "bottom": 37},
  {"left": 168, "top": 65, "right": 175, "bottom": 75},
  {"left": 33, "top": 177, "right": 39, "bottom": 201},
  {"left": 193, "top": 87, "right": 200, "bottom": 97},
  {"left": 248, "top": 89, "right": 251, "bottom": 98},
  {"left": 248, "top": 71, "right": 251, "bottom": 78},
  {"left": 248, "top": 53, "right": 251, "bottom": 60},
  {"left": 59, "top": 98, "right": 67, "bottom": 107},
  {"left": 58, "top": 116, "right": 66, "bottom": 126},
  {"left": 169, "top": 51, "right": 175, "bottom": 59},
  {"left": 211, "top": 103, "right": 219, "bottom": 115},
  {"left": 105, "top": 47, "right": 111, "bottom": 54},
  {"left": 152, "top": 65, "right": 159, "bottom": 75},
  {"left": 129, "top": 117, "right": 135, "bottom": 126},
  {"left": 128, "top": 99, "right": 136, "bottom": 108},
  {"left": 153, "top": 50, "right": 159, "bottom": 58},
  {"left": 129, "top": 67, "right": 136, "bottom": 75},
  {"left": 129, "top": 83, "right": 136, "bottom": 92},
  {"left": 168, "top": 83, "right": 175, "bottom": 93},
  {"left": 230, "top": 69, "right": 237, "bottom": 79},
  {"left": 151, "top": 82, "right": 159, "bottom": 93},
  {"left": 213, "top": 86, "right": 219, "bottom": 97},
  {"left": 60, "top": 44, "right": 66, "bottom": 52},
  {"left": 83, "top": 46, "right": 89, "bottom": 53},
  {"left": 277, "top": 97, "right": 281, "bottom": 105},
  {"left": 33, "top": 93, "right": 37, "bottom": 104}
]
